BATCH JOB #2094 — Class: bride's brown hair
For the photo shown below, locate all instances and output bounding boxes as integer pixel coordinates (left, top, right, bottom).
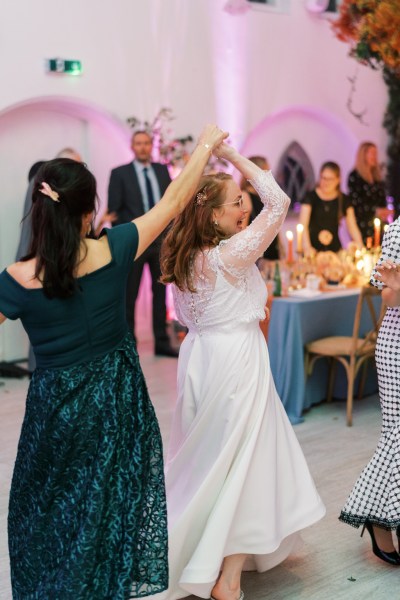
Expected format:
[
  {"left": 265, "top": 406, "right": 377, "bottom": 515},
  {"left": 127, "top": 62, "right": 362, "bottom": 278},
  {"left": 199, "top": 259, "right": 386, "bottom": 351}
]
[{"left": 161, "top": 173, "right": 232, "bottom": 292}]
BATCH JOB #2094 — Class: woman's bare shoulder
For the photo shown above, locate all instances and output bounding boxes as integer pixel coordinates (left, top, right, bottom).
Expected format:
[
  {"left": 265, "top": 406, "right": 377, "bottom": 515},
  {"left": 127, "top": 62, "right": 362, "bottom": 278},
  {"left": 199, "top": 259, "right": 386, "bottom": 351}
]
[{"left": 6, "top": 259, "right": 42, "bottom": 289}]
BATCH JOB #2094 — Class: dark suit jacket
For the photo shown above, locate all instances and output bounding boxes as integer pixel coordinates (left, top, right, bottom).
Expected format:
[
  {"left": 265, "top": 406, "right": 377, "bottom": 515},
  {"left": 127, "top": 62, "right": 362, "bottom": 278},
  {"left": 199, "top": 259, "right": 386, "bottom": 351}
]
[{"left": 108, "top": 162, "right": 171, "bottom": 240}]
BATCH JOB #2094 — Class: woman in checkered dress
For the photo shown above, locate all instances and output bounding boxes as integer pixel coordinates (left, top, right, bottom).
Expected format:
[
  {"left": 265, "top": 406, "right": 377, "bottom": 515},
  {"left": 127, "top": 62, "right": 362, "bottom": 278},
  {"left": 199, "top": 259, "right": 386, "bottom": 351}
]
[{"left": 339, "top": 217, "right": 400, "bottom": 565}]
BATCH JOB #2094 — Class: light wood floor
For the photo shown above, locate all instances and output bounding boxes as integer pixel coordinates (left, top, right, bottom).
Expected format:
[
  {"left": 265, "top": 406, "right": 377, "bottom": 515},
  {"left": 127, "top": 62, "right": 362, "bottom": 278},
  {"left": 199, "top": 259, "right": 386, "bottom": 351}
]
[{"left": 0, "top": 338, "right": 398, "bottom": 600}]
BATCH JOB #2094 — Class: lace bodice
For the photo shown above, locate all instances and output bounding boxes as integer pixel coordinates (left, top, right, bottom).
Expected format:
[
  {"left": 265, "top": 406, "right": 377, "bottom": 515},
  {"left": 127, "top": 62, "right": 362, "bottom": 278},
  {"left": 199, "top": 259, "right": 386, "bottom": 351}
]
[{"left": 173, "top": 170, "right": 290, "bottom": 334}]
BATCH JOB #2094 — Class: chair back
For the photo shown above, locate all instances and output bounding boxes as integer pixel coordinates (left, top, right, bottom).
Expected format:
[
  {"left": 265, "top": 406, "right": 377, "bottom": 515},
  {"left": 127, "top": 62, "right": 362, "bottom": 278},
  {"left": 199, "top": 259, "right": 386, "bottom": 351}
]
[{"left": 351, "top": 285, "right": 385, "bottom": 356}]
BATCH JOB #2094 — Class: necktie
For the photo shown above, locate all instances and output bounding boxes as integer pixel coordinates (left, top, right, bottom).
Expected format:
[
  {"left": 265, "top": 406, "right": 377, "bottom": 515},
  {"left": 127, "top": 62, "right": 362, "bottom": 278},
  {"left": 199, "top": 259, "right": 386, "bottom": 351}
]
[{"left": 143, "top": 167, "right": 155, "bottom": 210}]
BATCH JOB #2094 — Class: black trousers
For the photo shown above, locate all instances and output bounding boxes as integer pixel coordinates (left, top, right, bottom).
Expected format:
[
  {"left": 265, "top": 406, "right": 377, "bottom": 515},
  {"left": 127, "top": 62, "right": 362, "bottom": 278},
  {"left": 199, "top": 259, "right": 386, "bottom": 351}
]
[{"left": 126, "top": 243, "right": 168, "bottom": 346}]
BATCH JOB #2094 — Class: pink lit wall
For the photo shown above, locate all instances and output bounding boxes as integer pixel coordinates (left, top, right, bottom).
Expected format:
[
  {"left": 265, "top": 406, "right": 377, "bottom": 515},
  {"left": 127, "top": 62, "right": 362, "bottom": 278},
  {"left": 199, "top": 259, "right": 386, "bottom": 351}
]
[{"left": 0, "top": 0, "right": 388, "bottom": 359}]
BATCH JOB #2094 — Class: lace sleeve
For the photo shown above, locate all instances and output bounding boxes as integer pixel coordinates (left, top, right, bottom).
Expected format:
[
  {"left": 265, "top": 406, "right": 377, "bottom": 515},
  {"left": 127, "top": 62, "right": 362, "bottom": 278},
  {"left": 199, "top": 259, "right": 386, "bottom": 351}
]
[{"left": 217, "top": 169, "right": 290, "bottom": 278}]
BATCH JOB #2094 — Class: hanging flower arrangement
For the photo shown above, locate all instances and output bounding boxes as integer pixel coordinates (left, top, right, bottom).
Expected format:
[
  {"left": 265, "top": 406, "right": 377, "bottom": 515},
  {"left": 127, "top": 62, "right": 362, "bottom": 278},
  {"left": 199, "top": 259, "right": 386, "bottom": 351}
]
[
  {"left": 332, "top": 1, "right": 400, "bottom": 205},
  {"left": 332, "top": 0, "right": 400, "bottom": 72}
]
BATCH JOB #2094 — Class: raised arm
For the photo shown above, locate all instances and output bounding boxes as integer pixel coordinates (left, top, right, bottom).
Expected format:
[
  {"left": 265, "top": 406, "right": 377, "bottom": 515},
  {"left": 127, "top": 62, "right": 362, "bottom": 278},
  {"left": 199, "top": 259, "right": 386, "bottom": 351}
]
[
  {"left": 213, "top": 145, "right": 290, "bottom": 275},
  {"left": 133, "top": 125, "right": 228, "bottom": 259}
]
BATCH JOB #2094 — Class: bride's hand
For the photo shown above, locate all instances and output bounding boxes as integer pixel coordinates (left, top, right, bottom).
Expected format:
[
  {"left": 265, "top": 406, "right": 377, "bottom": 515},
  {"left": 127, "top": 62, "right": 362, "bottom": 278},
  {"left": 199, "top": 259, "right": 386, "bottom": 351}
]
[
  {"left": 198, "top": 125, "right": 228, "bottom": 152},
  {"left": 213, "top": 142, "right": 239, "bottom": 162}
]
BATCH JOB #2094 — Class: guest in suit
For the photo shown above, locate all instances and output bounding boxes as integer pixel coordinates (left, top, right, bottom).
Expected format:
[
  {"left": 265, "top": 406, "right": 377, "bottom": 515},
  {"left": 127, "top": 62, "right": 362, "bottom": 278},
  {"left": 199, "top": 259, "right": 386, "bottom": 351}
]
[{"left": 108, "top": 130, "right": 177, "bottom": 357}]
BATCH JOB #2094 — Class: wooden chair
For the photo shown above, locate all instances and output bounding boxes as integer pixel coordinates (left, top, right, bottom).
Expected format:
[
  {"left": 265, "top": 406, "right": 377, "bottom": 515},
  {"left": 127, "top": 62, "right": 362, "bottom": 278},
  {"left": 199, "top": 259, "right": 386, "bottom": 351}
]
[{"left": 304, "top": 285, "right": 386, "bottom": 426}]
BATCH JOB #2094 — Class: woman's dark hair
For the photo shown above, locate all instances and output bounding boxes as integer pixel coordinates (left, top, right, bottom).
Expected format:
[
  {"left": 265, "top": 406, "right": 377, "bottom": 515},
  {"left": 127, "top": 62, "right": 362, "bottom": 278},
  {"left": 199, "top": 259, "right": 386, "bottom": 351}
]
[
  {"left": 28, "top": 160, "right": 46, "bottom": 182},
  {"left": 23, "top": 158, "right": 97, "bottom": 299}
]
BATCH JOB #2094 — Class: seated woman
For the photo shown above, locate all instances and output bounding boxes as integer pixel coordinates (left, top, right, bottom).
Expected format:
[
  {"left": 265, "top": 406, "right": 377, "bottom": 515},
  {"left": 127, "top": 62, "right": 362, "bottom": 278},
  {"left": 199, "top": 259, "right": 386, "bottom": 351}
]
[{"left": 299, "top": 161, "right": 363, "bottom": 255}]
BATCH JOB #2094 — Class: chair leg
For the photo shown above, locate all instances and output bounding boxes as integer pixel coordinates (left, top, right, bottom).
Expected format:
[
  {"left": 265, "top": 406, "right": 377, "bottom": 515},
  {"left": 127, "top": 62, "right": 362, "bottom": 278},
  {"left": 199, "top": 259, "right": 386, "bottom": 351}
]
[
  {"left": 346, "top": 361, "right": 356, "bottom": 427},
  {"left": 327, "top": 358, "right": 337, "bottom": 403},
  {"left": 357, "top": 358, "right": 369, "bottom": 400}
]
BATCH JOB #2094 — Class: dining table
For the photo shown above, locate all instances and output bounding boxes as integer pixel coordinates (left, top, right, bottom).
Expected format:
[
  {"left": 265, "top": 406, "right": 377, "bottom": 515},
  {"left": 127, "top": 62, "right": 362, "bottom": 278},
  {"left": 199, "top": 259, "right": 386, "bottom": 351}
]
[{"left": 268, "top": 287, "right": 381, "bottom": 424}]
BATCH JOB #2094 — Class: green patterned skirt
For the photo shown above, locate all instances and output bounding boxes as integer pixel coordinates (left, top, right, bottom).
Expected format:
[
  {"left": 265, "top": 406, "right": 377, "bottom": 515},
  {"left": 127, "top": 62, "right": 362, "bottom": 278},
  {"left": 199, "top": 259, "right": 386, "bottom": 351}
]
[{"left": 8, "top": 334, "right": 168, "bottom": 599}]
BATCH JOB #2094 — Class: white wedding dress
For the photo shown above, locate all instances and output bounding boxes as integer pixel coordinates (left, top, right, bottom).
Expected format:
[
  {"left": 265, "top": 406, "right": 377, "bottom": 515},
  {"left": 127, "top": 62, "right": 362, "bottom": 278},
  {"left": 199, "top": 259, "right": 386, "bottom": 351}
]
[{"left": 157, "top": 170, "right": 325, "bottom": 600}]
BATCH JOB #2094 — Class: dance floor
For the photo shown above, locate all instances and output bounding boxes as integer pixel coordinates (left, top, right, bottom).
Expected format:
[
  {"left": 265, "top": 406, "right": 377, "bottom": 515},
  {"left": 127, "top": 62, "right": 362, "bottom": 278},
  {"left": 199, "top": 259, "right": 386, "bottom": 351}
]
[{"left": 0, "top": 333, "right": 397, "bottom": 599}]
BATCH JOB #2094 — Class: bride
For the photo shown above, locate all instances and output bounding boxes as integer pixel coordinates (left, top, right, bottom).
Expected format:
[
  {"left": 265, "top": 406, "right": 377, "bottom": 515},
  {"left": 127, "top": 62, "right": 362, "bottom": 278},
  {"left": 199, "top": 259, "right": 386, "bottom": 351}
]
[{"left": 159, "top": 143, "right": 325, "bottom": 600}]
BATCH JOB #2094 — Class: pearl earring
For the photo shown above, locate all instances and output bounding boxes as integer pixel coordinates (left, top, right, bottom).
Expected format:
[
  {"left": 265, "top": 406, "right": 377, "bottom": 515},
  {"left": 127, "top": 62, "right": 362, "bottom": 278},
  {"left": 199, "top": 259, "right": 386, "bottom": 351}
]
[{"left": 214, "top": 220, "right": 218, "bottom": 226}]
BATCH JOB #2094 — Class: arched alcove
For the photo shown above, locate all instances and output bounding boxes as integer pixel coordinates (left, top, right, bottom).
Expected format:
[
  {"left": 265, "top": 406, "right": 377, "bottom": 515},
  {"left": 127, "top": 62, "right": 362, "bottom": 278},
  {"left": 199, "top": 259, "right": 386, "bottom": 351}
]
[
  {"left": 276, "top": 141, "right": 316, "bottom": 209},
  {"left": 0, "top": 96, "right": 134, "bottom": 361},
  {"left": 240, "top": 104, "right": 359, "bottom": 206}
]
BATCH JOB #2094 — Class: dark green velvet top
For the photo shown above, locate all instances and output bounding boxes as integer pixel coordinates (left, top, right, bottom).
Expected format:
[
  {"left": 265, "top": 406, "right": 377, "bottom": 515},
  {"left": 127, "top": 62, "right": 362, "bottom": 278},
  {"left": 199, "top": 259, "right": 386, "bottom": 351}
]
[{"left": 0, "top": 223, "right": 138, "bottom": 369}]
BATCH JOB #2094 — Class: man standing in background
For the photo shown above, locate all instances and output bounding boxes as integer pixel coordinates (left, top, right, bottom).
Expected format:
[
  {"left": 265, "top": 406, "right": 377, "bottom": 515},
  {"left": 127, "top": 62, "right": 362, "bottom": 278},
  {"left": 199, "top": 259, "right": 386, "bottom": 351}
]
[{"left": 108, "top": 131, "right": 177, "bottom": 357}]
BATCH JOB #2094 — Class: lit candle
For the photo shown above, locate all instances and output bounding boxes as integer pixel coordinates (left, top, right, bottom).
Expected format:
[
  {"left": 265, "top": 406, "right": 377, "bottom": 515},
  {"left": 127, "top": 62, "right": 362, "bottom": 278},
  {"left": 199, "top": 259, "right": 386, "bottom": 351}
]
[
  {"left": 356, "top": 259, "right": 364, "bottom": 272},
  {"left": 296, "top": 223, "right": 303, "bottom": 253},
  {"left": 286, "top": 230, "right": 294, "bottom": 263},
  {"left": 373, "top": 218, "right": 381, "bottom": 248}
]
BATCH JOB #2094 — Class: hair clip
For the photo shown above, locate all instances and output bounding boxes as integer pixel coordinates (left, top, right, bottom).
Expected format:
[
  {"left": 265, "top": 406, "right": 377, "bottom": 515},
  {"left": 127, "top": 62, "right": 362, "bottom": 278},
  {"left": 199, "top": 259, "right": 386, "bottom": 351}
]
[
  {"left": 40, "top": 182, "right": 60, "bottom": 203},
  {"left": 196, "top": 188, "right": 207, "bottom": 206}
]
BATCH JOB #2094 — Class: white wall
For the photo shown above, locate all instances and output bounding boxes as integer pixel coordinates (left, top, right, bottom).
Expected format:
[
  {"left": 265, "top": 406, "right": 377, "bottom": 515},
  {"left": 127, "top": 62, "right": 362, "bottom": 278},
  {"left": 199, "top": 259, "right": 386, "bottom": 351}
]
[
  {"left": 0, "top": 0, "right": 388, "bottom": 360},
  {"left": 0, "top": 0, "right": 387, "bottom": 144}
]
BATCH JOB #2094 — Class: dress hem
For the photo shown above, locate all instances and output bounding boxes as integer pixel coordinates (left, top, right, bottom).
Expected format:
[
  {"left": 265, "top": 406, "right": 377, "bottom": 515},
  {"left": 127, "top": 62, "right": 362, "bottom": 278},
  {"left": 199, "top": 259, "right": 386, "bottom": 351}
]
[{"left": 339, "top": 511, "right": 400, "bottom": 531}]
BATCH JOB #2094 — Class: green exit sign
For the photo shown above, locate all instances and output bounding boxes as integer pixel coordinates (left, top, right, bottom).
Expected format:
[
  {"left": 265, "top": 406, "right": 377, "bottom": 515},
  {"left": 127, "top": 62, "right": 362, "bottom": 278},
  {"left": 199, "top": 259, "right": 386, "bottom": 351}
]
[{"left": 45, "top": 58, "right": 82, "bottom": 75}]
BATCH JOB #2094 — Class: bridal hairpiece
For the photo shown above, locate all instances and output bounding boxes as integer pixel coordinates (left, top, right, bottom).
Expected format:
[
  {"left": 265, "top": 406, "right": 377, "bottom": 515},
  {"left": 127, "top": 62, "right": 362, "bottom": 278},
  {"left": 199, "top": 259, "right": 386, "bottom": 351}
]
[
  {"left": 40, "top": 182, "right": 60, "bottom": 203},
  {"left": 196, "top": 188, "right": 208, "bottom": 206}
]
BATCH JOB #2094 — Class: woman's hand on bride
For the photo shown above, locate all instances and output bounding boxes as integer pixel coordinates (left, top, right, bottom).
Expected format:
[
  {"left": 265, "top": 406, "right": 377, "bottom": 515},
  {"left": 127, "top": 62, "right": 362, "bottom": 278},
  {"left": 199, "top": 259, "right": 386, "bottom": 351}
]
[{"left": 198, "top": 125, "right": 229, "bottom": 153}]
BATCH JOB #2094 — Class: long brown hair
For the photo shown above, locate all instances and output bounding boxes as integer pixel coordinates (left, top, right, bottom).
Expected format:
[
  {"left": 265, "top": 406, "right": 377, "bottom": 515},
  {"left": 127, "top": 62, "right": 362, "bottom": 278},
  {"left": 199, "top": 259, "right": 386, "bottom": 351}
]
[
  {"left": 355, "top": 142, "right": 382, "bottom": 183},
  {"left": 161, "top": 173, "right": 232, "bottom": 292}
]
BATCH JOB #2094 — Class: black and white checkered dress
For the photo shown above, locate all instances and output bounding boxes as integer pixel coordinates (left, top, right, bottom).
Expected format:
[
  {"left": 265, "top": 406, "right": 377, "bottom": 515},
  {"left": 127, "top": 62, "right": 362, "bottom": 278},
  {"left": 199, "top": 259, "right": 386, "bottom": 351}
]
[{"left": 339, "top": 217, "right": 400, "bottom": 531}]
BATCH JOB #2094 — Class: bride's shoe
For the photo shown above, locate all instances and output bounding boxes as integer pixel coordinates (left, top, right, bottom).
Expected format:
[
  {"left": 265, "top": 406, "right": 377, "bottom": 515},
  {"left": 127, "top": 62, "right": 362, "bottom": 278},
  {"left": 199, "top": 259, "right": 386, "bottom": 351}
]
[
  {"left": 211, "top": 592, "right": 244, "bottom": 600},
  {"left": 361, "top": 520, "right": 400, "bottom": 566}
]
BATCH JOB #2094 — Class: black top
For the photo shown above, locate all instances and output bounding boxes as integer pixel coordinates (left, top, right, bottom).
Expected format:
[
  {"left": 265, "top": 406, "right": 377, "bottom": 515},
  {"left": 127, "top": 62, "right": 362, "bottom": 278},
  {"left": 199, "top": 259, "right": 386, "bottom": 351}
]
[
  {"left": 301, "top": 190, "right": 350, "bottom": 252},
  {"left": 0, "top": 223, "right": 138, "bottom": 369},
  {"left": 347, "top": 169, "right": 386, "bottom": 243}
]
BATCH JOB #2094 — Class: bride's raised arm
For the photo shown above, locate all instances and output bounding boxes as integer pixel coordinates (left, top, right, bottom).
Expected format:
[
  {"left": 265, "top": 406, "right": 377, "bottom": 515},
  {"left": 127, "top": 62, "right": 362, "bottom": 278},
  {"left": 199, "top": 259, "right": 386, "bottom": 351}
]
[{"left": 214, "top": 144, "right": 290, "bottom": 275}]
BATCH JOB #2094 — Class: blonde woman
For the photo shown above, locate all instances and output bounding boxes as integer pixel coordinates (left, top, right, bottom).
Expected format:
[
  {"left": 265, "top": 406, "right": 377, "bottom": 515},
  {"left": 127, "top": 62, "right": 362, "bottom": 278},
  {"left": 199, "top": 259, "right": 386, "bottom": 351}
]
[{"left": 347, "top": 142, "right": 390, "bottom": 244}]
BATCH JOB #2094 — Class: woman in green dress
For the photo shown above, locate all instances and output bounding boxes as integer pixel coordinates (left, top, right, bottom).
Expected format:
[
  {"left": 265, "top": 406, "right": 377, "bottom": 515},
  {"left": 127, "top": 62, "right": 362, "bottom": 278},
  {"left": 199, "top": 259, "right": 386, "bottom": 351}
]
[{"left": 0, "top": 124, "right": 227, "bottom": 600}]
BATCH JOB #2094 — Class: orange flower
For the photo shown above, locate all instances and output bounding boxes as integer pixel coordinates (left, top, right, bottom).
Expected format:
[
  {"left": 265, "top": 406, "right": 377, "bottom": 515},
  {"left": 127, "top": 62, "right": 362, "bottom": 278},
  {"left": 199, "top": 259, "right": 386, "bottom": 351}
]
[{"left": 332, "top": 0, "right": 400, "bottom": 71}]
